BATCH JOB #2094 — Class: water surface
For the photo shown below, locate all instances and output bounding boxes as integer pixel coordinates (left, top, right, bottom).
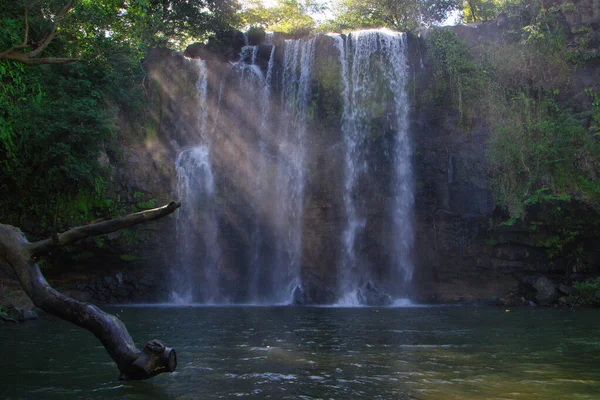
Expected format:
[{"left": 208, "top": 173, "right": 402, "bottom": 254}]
[{"left": 1, "top": 306, "right": 599, "bottom": 399}]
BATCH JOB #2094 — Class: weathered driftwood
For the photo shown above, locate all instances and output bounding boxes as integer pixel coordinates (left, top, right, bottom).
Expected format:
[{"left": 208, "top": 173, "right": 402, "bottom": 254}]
[{"left": 0, "top": 202, "right": 180, "bottom": 380}]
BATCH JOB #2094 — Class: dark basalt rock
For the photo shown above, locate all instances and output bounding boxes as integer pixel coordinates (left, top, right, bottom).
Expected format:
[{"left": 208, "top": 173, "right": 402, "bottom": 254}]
[
  {"left": 357, "top": 281, "right": 393, "bottom": 306},
  {"left": 292, "top": 285, "right": 307, "bottom": 305},
  {"left": 533, "top": 276, "right": 558, "bottom": 306},
  {"left": 4, "top": 304, "right": 38, "bottom": 322},
  {"left": 184, "top": 43, "right": 216, "bottom": 60}
]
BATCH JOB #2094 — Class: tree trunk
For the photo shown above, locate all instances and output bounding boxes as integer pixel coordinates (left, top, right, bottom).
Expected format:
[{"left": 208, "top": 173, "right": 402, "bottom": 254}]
[{"left": 0, "top": 202, "right": 181, "bottom": 380}]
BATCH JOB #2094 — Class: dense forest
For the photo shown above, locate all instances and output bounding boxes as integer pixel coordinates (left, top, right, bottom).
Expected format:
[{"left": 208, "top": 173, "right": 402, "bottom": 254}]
[{"left": 1, "top": 0, "right": 599, "bottom": 315}]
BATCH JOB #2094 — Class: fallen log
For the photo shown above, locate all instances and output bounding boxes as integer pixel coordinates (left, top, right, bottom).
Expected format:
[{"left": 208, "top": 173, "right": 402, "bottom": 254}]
[{"left": 0, "top": 202, "right": 181, "bottom": 380}]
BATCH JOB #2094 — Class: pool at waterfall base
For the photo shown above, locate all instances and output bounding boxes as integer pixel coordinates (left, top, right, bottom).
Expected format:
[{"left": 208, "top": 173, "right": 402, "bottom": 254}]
[{"left": 1, "top": 306, "right": 599, "bottom": 399}]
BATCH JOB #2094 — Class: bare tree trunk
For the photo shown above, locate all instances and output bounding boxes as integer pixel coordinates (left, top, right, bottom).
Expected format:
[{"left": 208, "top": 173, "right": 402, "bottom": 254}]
[{"left": 0, "top": 202, "right": 181, "bottom": 380}]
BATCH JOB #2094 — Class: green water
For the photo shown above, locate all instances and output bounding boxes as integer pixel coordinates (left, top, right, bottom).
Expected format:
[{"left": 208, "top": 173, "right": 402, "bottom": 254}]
[{"left": 1, "top": 306, "right": 599, "bottom": 399}]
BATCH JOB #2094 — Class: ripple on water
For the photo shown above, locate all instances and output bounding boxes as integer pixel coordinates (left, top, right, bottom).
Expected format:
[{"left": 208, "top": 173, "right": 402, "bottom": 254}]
[{"left": 3, "top": 306, "right": 600, "bottom": 400}]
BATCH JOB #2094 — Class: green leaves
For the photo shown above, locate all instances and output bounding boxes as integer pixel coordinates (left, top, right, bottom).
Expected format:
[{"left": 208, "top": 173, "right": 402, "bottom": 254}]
[
  {"left": 0, "top": 59, "right": 119, "bottom": 226},
  {"left": 331, "top": 0, "right": 460, "bottom": 32},
  {"left": 242, "top": 0, "right": 317, "bottom": 35},
  {"left": 489, "top": 93, "right": 600, "bottom": 218},
  {"left": 426, "top": 28, "right": 488, "bottom": 129},
  {"left": 0, "top": 61, "right": 45, "bottom": 159},
  {"left": 572, "top": 278, "right": 600, "bottom": 305}
]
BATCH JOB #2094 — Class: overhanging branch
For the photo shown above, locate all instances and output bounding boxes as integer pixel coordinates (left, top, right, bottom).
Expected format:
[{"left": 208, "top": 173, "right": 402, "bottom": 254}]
[
  {"left": 0, "top": 201, "right": 181, "bottom": 379},
  {"left": 28, "top": 201, "right": 181, "bottom": 256},
  {"left": 0, "top": 0, "right": 79, "bottom": 66}
]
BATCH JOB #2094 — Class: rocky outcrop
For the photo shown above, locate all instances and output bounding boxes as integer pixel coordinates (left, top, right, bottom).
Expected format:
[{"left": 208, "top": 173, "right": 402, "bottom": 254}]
[
  {"left": 3, "top": 304, "right": 38, "bottom": 322},
  {"left": 532, "top": 276, "right": 559, "bottom": 305},
  {"left": 358, "top": 282, "right": 393, "bottom": 306}
]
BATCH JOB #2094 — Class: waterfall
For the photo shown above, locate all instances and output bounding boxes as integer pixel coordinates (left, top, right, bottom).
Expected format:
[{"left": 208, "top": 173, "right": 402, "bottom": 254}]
[
  {"left": 171, "top": 60, "right": 221, "bottom": 304},
  {"left": 333, "top": 30, "right": 414, "bottom": 305},
  {"left": 231, "top": 38, "right": 316, "bottom": 304},
  {"left": 168, "top": 31, "right": 412, "bottom": 306},
  {"left": 247, "top": 44, "right": 277, "bottom": 303},
  {"left": 267, "top": 37, "right": 317, "bottom": 303}
]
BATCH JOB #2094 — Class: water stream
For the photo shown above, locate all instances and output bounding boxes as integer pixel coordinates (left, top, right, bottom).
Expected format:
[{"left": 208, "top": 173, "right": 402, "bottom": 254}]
[
  {"left": 333, "top": 30, "right": 413, "bottom": 304},
  {"left": 171, "top": 60, "right": 221, "bottom": 304}
]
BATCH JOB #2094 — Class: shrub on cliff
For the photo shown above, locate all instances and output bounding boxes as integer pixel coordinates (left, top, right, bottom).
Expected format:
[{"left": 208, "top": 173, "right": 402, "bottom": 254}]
[{"left": 572, "top": 278, "right": 600, "bottom": 305}]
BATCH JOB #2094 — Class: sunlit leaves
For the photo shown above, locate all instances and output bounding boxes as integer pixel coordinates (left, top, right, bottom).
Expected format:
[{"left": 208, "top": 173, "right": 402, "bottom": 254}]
[
  {"left": 331, "top": 0, "right": 460, "bottom": 32},
  {"left": 242, "top": 0, "right": 317, "bottom": 34}
]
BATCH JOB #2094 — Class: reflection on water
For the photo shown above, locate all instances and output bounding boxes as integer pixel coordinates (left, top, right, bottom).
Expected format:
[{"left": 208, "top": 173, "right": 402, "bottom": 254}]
[{"left": 1, "top": 306, "right": 600, "bottom": 399}]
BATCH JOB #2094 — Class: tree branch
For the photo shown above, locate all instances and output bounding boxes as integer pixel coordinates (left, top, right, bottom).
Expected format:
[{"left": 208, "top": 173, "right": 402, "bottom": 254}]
[
  {"left": 23, "top": 4, "right": 30, "bottom": 47},
  {"left": 28, "top": 0, "right": 76, "bottom": 58},
  {"left": 28, "top": 201, "right": 181, "bottom": 256},
  {"left": 0, "top": 52, "right": 80, "bottom": 65},
  {"left": 0, "top": 201, "right": 181, "bottom": 379},
  {"left": 0, "top": 0, "right": 79, "bottom": 66}
]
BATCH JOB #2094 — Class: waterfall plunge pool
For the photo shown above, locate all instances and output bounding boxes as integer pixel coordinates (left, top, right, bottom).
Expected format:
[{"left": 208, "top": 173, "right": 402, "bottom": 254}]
[{"left": 2, "top": 306, "right": 599, "bottom": 399}]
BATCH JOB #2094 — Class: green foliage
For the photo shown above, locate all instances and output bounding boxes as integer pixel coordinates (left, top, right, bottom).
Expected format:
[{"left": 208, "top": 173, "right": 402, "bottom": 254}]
[
  {"left": 0, "top": 59, "right": 125, "bottom": 226},
  {"left": 1, "top": 1, "right": 242, "bottom": 57},
  {"left": 537, "top": 223, "right": 581, "bottom": 260},
  {"left": 136, "top": 0, "right": 242, "bottom": 49},
  {"left": 331, "top": 0, "right": 460, "bottom": 32},
  {"left": 585, "top": 89, "right": 600, "bottom": 137},
  {"left": 424, "top": 2, "right": 600, "bottom": 224},
  {"left": 484, "top": 238, "right": 498, "bottom": 246},
  {"left": 426, "top": 28, "right": 491, "bottom": 129},
  {"left": 0, "top": 305, "right": 7, "bottom": 318},
  {"left": 242, "top": 0, "right": 319, "bottom": 35},
  {"left": 461, "top": 0, "right": 547, "bottom": 25},
  {"left": 0, "top": 0, "right": 241, "bottom": 230},
  {"left": 120, "top": 254, "right": 138, "bottom": 262},
  {"left": 136, "top": 199, "right": 157, "bottom": 210},
  {"left": 120, "top": 229, "right": 140, "bottom": 246},
  {"left": 489, "top": 94, "right": 600, "bottom": 218},
  {"left": 572, "top": 278, "right": 600, "bottom": 305},
  {"left": 310, "top": 58, "right": 343, "bottom": 128},
  {"left": 461, "top": 0, "right": 505, "bottom": 22},
  {"left": 0, "top": 61, "right": 44, "bottom": 159}
]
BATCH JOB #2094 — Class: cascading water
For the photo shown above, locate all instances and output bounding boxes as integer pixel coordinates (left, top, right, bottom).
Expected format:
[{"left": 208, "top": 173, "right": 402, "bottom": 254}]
[
  {"left": 269, "top": 37, "right": 317, "bottom": 303},
  {"left": 169, "top": 31, "right": 412, "bottom": 306},
  {"left": 332, "top": 30, "right": 414, "bottom": 305},
  {"left": 231, "top": 37, "right": 317, "bottom": 304},
  {"left": 171, "top": 61, "right": 222, "bottom": 304},
  {"left": 242, "top": 43, "right": 278, "bottom": 303}
]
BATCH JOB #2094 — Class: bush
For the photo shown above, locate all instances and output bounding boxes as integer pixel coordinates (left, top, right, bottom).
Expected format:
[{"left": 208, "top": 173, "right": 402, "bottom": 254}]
[
  {"left": 425, "top": 28, "right": 494, "bottom": 130},
  {"left": 572, "top": 278, "right": 600, "bottom": 305},
  {"left": 489, "top": 94, "right": 600, "bottom": 218}
]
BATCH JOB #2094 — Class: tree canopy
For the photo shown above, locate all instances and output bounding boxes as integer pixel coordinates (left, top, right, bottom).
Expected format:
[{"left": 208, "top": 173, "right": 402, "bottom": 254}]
[
  {"left": 330, "top": 0, "right": 461, "bottom": 32},
  {"left": 0, "top": 0, "right": 242, "bottom": 66},
  {"left": 0, "top": 0, "right": 242, "bottom": 228},
  {"left": 242, "top": 0, "right": 326, "bottom": 35}
]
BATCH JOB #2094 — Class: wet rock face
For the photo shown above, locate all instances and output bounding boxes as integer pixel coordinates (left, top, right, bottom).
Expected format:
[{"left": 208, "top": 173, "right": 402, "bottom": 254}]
[
  {"left": 3, "top": 305, "right": 39, "bottom": 322},
  {"left": 357, "top": 282, "right": 393, "bottom": 306},
  {"left": 68, "top": 271, "right": 168, "bottom": 304},
  {"left": 292, "top": 285, "right": 308, "bottom": 305},
  {"left": 533, "top": 276, "right": 559, "bottom": 306}
]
